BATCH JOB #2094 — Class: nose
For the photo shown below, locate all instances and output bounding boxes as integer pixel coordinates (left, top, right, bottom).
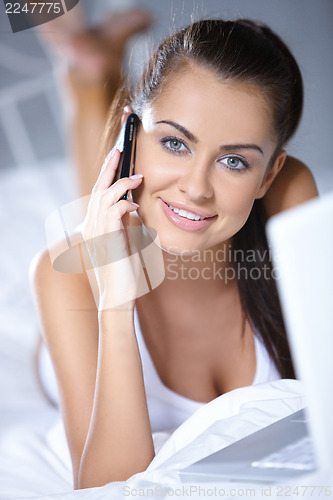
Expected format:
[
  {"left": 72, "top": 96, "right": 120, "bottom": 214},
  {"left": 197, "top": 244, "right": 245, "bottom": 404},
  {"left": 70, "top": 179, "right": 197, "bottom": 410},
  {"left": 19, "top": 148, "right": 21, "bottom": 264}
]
[{"left": 177, "top": 158, "right": 214, "bottom": 202}]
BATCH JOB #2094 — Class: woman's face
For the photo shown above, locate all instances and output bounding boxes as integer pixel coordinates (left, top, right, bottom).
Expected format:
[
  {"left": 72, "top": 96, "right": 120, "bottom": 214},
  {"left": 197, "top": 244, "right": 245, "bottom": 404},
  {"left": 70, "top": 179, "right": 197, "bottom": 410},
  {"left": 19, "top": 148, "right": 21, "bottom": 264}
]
[{"left": 132, "top": 65, "right": 284, "bottom": 255}]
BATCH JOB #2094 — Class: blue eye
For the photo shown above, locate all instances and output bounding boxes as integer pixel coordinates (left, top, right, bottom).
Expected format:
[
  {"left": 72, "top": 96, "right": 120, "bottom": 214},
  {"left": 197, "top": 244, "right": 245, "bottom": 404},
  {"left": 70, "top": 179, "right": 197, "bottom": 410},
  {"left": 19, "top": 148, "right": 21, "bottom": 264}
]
[
  {"left": 219, "top": 156, "right": 249, "bottom": 172},
  {"left": 161, "top": 137, "right": 188, "bottom": 154}
]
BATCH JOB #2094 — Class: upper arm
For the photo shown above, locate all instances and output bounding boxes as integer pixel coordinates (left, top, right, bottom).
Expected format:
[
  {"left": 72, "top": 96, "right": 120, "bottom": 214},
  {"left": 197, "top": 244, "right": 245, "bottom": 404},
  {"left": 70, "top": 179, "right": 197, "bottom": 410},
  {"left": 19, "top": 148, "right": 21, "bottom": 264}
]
[
  {"left": 263, "top": 156, "right": 319, "bottom": 218},
  {"left": 30, "top": 247, "right": 98, "bottom": 483}
]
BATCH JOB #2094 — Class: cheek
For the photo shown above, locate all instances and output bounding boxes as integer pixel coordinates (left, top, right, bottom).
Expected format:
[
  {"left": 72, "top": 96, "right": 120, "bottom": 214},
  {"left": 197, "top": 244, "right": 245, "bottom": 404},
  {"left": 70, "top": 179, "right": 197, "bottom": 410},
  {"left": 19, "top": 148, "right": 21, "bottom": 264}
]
[
  {"left": 217, "top": 176, "right": 261, "bottom": 215},
  {"left": 132, "top": 139, "right": 162, "bottom": 204},
  {"left": 134, "top": 166, "right": 170, "bottom": 209},
  {"left": 134, "top": 138, "right": 175, "bottom": 198}
]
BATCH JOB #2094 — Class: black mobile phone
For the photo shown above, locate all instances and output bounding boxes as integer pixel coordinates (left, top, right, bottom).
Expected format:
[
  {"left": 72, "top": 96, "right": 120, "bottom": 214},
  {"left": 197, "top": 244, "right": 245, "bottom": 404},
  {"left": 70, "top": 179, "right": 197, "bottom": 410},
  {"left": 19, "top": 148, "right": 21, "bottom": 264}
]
[{"left": 114, "top": 113, "right": 139, "bottom": 200}]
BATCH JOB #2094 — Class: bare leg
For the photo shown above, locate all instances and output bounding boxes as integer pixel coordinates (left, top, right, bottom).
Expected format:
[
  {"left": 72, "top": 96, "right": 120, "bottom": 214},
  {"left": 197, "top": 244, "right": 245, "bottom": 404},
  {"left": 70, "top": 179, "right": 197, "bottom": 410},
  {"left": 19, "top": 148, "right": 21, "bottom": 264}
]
[
  {"left": 65, "top": 68, "right": 113, "bottom": 196},
  {"left": 37, "top": 9, "right": 152, "bottom": 196}
]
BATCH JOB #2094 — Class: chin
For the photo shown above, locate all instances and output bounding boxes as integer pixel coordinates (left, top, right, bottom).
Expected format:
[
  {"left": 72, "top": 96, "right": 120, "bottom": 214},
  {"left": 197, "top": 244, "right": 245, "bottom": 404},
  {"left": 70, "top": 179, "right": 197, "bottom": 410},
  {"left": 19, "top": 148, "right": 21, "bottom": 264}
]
[
  {"left": 136, "top": 219, "right": 204, "bottom": 256},
  {"left": 154, "top": 233, "right": 215, "bottom": 257}
]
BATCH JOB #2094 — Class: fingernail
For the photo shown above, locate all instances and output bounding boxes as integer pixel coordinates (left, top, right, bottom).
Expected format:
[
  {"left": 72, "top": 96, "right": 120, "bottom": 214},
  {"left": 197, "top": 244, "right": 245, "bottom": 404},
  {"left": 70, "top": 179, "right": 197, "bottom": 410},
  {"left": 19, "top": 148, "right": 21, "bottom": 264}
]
[
  {"left": 108, "top": 146, "right": 118, "bottom": 159},
  {"left": 131, "top": 202, "right": 139, "bottom": 208},
  {"left": 129, "top": 174, "right": 143, "bottom": 180},
  {"left": 101, "top": 147, "right": 116, "bottom": 170}
]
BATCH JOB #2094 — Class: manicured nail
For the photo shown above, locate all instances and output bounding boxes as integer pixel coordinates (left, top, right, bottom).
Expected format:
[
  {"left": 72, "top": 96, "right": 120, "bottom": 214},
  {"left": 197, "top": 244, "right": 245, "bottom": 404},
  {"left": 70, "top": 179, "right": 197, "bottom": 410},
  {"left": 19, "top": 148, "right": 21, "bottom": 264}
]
[
  {"left": 129, "top": 174, "right": 143, "bottom": 180},
  {"left": 131, "top": 202, "right": 139, "bottom": 208},
  {"left": 101, "top": 147, "right": 116, "bottom": 170},
  {"left": 110, "top": 146, "right": 120, "bottom": 158}
]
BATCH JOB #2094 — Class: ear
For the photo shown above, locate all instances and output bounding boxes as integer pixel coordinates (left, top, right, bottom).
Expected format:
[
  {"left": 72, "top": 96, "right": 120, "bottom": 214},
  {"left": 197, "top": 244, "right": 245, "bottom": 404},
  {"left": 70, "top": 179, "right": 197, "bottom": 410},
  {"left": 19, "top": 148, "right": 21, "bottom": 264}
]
[
  {"left": 120, "top": 105, "right": 133, "bottom": 127},
  {"left": 255, "top": 150, "right": 287, "bottom": 199}
]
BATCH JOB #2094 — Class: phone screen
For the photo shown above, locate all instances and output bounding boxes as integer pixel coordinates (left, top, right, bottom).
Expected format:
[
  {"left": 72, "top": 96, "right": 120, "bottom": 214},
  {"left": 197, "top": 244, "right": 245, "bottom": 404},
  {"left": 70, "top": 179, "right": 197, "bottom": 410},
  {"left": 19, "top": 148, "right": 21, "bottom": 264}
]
[{"left": 114, "top": 113, "right": 140, "bottom": 200}]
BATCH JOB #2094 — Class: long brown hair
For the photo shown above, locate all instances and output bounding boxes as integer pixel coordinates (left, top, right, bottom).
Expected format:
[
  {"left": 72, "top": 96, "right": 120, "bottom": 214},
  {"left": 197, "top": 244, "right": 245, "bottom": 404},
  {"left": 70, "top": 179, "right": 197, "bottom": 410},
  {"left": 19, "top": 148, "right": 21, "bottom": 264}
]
[{"left": 101, "top": 19, "right": 303, "bottom": 378}]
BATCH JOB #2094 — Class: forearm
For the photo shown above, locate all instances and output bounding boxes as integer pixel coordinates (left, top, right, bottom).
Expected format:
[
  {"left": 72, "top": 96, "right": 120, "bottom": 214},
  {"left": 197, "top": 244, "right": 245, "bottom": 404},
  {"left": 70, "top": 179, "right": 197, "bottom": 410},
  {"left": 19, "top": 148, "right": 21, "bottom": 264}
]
[{"left": 77, "top": 310, "right": 154, "bottom": 489}]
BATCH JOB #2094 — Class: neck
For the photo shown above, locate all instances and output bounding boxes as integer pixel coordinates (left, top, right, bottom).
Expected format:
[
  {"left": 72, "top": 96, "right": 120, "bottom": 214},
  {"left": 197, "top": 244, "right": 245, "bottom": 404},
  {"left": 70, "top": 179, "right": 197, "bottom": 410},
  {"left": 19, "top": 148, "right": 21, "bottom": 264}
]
[{"left": 157, "top": 239, "right": 238, "bottom": 296}]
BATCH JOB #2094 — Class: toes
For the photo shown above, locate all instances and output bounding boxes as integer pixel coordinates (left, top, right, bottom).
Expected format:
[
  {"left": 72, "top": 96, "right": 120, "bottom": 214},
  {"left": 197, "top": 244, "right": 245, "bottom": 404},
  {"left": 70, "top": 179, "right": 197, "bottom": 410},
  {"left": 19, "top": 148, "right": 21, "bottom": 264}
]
[{"left": 101, "top": 9, "right": 153, "bottom": 44}]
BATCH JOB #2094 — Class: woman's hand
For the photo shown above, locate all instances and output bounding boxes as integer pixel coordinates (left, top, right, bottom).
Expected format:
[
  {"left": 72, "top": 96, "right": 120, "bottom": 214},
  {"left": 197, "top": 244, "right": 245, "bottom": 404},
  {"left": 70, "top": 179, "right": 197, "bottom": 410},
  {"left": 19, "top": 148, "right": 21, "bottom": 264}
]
[{"left": 80, "top": 147, "right": 144, "bottom": 312}]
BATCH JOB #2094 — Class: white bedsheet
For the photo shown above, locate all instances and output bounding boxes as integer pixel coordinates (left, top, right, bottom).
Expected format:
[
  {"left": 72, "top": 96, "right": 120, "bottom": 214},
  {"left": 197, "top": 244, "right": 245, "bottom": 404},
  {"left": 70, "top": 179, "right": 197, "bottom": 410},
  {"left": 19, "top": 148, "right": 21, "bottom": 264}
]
[{"left": 0, "top": 164, "right": 330, "bottom": 500}]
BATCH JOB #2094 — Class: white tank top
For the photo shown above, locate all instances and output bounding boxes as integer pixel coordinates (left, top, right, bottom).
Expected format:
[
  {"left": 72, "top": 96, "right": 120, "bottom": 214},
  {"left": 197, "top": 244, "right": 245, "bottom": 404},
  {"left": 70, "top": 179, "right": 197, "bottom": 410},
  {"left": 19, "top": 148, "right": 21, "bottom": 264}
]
[
  {"left": 39, "top": 308, "right": 281, "bottom": 432},
  {"left": 133, "top": 308, "right": 281, "bottom": 432}
]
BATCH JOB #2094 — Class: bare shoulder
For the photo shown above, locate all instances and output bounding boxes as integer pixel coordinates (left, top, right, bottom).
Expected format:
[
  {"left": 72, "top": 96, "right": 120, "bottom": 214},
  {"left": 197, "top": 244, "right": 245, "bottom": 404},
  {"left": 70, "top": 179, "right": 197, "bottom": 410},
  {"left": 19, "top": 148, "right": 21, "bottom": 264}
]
[{"left": 263, "top": 155, "right": 319, "bottom": 217}]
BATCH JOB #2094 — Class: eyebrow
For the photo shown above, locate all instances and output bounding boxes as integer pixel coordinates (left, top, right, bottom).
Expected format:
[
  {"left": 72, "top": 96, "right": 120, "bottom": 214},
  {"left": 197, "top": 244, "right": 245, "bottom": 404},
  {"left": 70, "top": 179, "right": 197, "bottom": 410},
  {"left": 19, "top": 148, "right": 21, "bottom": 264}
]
[
  {"left": 155, "top": 120, "right": 264, "bottom": 155},
  {"left": 155, "top": 120, "right": 198, "bottom": 143},
  {"left": 220, "top": 144, "right": 264, "bottom": 155}
]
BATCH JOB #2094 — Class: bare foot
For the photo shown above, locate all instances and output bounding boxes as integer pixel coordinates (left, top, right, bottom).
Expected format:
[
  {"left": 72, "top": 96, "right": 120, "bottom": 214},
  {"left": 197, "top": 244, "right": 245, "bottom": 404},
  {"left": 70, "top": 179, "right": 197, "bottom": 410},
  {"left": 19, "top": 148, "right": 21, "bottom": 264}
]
[{"left": 43, "top": 9, "right": 152, "bottom": 84}]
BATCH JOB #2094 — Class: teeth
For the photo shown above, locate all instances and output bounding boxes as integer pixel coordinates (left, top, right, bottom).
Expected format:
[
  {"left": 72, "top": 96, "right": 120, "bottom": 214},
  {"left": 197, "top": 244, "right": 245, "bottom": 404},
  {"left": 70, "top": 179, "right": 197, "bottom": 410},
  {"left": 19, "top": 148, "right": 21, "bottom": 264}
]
[{"left": 168, "top": 204, "right": 206, "bottom": 221}]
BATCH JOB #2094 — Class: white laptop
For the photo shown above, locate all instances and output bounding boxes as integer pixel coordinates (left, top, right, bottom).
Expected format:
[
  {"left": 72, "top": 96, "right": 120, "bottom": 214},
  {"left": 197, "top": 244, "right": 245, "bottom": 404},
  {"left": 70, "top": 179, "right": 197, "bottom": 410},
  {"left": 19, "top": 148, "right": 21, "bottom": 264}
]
[{"left": 179, "top": 191, "right": 333, "bottom": 483}]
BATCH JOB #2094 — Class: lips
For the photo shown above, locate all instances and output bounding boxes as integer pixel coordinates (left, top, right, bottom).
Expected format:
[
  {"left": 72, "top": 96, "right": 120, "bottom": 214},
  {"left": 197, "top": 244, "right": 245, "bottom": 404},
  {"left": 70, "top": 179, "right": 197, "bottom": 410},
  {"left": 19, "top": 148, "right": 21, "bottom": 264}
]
[
  {"left": 160, "top": 199, "right": 217, "bottom": 232},
  {"left": 167, "top": 204, "right": 206, "bottom": 221}
]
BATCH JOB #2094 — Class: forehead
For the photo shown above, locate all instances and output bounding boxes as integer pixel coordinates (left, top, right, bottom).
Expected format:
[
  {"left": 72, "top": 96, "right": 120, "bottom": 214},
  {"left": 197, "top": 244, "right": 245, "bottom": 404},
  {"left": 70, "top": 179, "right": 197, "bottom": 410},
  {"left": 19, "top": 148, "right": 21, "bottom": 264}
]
[{"left": 150, "top": 65, "right": 275, "bottom": 146}]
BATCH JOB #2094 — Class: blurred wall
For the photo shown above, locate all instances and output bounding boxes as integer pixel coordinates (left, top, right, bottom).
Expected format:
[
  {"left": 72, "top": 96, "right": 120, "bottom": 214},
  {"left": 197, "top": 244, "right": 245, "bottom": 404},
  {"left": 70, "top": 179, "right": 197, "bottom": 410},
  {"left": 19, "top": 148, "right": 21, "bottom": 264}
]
[{"left": 0, "top": 0, "right": 332, "bottom": 193}]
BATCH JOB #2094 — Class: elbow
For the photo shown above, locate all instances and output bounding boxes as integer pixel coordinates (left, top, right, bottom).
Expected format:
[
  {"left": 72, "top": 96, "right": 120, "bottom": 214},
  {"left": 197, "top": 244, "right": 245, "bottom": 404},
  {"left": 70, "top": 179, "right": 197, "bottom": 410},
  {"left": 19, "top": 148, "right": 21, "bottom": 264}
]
[
  {"left": 76, "top": 471, "right": 127, "bottom": 490},
  {"left": 77, "top": 470, "right": 143, "bottom": 490},
  {"left": 76, "top": 456, "right": 153, "bottom": 489}
]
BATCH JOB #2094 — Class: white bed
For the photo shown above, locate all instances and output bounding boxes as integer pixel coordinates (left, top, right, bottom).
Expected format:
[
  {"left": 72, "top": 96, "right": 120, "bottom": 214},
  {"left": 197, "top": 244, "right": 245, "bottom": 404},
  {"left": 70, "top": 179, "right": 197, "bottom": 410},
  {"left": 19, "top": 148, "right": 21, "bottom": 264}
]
[{"left": 0, "top": 163, "right": 323, "bottom": 500}]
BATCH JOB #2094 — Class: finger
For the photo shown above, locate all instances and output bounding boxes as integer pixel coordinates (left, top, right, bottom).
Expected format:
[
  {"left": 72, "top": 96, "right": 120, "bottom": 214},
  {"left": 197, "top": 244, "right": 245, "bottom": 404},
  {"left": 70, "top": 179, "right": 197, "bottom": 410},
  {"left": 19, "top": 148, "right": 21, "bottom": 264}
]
[
  {"left": 98, "top": 174, "right": 143, "bottom": 208},
  {"left": 94, "top": 147, "right": 121, "bottom": 192},
  {"left": 84, "top": 175, "right": 142, "bottom": 240},
  {"left": 95, "top": 199, "right": 139, "bottom": 235},
  {"left": 86, "top": 201, "right": 138, "bottom": 268},
  {"left": 108, "top": 199, "right": 139, "bottom": 222}
]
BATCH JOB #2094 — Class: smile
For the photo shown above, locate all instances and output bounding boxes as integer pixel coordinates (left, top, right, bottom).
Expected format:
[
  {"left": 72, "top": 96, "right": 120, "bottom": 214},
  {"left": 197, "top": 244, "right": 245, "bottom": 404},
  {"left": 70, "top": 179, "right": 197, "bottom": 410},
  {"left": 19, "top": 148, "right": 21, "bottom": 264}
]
[
  {"left": 160, "top": 199, "right": 217, "bottom": 232},
  {"left": 167, "top": 204, "right": 206, "bottom": 221}
]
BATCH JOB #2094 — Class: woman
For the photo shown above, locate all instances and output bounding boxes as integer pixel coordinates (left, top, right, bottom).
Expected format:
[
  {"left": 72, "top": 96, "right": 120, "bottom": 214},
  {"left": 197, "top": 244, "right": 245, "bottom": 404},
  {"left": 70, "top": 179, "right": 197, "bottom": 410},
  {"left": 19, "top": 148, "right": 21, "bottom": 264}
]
[{"left": 32, "top": 19, "right": 318, "bottom": 489}]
